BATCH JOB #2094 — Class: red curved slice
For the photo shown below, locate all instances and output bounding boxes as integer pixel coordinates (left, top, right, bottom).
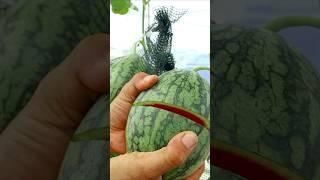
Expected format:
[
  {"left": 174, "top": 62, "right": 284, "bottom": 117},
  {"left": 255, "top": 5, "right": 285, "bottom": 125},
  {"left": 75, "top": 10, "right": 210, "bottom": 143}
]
[{"left": 136, "top": 102, "right": 209, "bottom": 129}]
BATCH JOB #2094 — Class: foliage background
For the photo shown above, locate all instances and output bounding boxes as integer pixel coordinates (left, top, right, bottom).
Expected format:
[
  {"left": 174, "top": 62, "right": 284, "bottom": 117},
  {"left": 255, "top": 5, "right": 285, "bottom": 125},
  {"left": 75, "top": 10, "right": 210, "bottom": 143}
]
[{"left": 213, "top": 0, "right": 320, "bottom": 73}]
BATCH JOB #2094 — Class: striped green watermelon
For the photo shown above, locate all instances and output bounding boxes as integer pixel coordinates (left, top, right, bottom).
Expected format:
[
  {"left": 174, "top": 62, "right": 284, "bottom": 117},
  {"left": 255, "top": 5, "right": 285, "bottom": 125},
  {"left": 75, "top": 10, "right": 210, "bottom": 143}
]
[
  {"left": 212, "top": 24, "right": 320, "bottom": 179},
  {"left": 126, "top": 69, "right": 210, "bottom": 179},
  {"left": 0, "top": 1, "right": 108, "bottom": 179},
  {"left": 110, "top": 53, "right": 147, "bottom": 101},
  {"left": 0, "top": 0, "right": 108, "bottom": 132}
]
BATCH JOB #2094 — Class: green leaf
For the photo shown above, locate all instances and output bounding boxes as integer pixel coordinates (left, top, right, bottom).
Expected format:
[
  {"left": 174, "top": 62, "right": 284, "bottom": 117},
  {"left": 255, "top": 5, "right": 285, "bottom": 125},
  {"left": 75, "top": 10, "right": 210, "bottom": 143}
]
[{"left": 111, "top": 0, "right": 131, "bottom": 15}]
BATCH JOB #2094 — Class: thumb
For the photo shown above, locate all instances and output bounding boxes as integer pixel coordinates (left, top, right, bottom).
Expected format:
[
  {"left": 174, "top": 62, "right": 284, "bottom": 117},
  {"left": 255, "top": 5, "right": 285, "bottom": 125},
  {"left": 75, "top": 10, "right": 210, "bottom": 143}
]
[
  {"left": 110, "top": 73, "right": 158, "bottom": 131},
  {"left": 110, "top": 131, "right": 198, "bottom": 179}
]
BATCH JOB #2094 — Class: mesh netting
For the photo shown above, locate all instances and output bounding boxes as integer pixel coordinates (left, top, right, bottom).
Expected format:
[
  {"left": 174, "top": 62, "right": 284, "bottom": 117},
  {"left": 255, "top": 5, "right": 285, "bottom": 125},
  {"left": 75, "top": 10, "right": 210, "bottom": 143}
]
[{"left": 143, "top": 6, "right": 186, "bottom": 75}]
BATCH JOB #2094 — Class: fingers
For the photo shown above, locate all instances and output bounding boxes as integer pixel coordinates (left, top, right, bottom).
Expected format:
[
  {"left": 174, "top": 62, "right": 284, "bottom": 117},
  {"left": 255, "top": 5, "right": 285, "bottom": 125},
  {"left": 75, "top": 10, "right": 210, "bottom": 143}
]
[
  {"left": 110, "top": 131, "right": 198, "bottom": 179},
  {"left": 117, "top": 73, "right": 158, "bottom": 104},
  {"left": 110, "top": 73, "right": 158, "bottom": 130},
  {"left": 186, "top": 163, "right": 205, "bottom": 180}
]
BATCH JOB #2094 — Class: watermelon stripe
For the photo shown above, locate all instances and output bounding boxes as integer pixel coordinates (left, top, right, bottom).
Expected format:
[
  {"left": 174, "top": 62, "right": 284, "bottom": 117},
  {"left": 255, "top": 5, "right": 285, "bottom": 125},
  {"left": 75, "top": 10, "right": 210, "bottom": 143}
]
[
  {"left": 211, "top": 140, "right": 305, "bottom": 180},
  {"left": 135, "top": 101, "right": 210, "bottom": 129}
]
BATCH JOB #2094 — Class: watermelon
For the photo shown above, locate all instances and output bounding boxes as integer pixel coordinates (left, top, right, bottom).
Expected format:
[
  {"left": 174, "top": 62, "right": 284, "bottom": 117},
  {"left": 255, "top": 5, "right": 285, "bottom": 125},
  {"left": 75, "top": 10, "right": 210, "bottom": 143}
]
[
  {"left": 0, "top": 1, "right": 108, "bottom": 179},
  {"left": 126, "top": 69, "right": 210, "bottom": 179},
  {"left": 110, "top": 53, "right": 147, "bottom": 101},
  {"left": 0, "top": 0, "right": 108, "bottom": 132},
  {"left": 212, "top": 24, "right": 320, "bottom": 179}
]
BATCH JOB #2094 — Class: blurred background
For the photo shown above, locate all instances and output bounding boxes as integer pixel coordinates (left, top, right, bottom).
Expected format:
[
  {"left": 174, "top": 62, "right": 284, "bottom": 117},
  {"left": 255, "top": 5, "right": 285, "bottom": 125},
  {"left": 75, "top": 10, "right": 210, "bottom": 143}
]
[{"left": 213, "top": 0, "right": 320, "bottom": 73}]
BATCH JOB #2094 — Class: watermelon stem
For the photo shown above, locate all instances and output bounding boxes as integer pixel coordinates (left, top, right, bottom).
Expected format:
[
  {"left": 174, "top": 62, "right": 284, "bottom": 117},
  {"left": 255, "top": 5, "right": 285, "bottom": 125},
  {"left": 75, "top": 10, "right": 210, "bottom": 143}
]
[
  {"left": 142, "top": 0, "right": 146, "bottom": 35},
  {"left": 192, "top": 66, "right": 210, "bottom": 72},
  {"left": 264, "top": 16, "right": 320, "bottom": 32},
  {"left": 71, "top": 127, "right": 107, "bottom": 142},
  {"left": 137, "top": 0, "right": 149, "bottom": 59}
]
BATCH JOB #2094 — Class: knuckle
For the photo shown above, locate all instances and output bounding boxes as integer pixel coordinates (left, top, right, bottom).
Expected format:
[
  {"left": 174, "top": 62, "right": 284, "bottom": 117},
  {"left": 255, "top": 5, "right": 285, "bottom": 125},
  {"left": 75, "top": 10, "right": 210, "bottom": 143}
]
[
  {"left": 118, "top": 83, "right": 136, "bottom": 102},
  {"left": 120, "top": 88, "right": 135, "bottom": 102}
]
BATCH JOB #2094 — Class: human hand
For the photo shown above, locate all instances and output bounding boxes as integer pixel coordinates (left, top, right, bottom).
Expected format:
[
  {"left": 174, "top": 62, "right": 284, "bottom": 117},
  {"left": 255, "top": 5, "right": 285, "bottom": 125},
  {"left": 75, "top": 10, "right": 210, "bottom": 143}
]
[
  {"left": 110, "top": 73, "right": 205, "bottom": 180},
  {"left": 110, "top": 72, "right": 158, "bottom": 153},
  {"left": 0, "top": 34, "right": 108, "bottom": 180}
]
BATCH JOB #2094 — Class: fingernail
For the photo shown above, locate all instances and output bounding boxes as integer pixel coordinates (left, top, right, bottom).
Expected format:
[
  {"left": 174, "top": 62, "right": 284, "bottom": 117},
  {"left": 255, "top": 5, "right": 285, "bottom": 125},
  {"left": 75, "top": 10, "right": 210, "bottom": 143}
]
[
  {"left": 143, "top": 75, "right": 157, "bottom": 82},
  {"left": 182, "top": 132, "right": 198, "bottom": 149}
]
